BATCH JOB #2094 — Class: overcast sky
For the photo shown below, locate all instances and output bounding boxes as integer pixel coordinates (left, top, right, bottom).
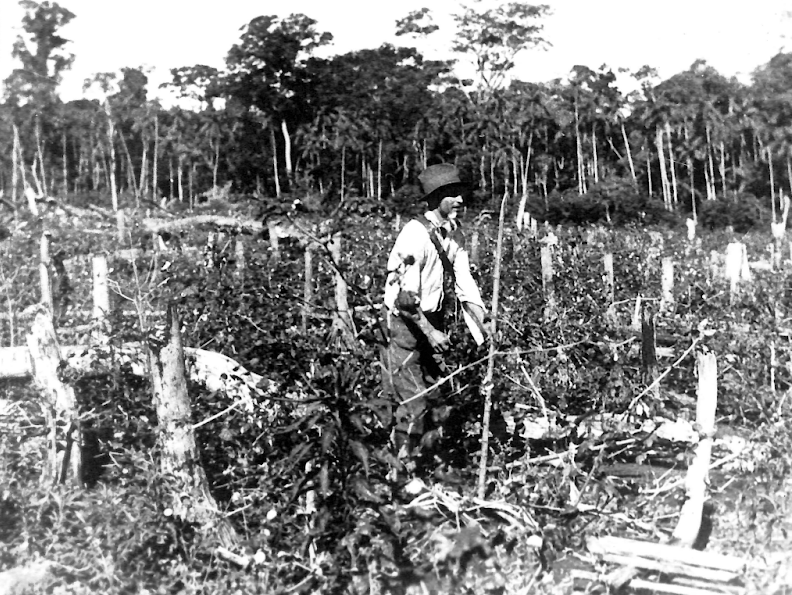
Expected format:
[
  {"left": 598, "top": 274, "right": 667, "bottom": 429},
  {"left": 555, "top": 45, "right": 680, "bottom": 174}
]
[{"left": 0, "top": 0, "right": 789, "bottom": 103}]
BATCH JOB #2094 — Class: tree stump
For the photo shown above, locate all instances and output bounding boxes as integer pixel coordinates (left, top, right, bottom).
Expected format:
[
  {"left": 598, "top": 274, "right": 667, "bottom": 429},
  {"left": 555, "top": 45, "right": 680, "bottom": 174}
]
[
  {"left": 26, "top": 310, "right": 82, "bottom": 486},
  {"left": 146, "top": 305, "right": 236, "bottom": 546}
]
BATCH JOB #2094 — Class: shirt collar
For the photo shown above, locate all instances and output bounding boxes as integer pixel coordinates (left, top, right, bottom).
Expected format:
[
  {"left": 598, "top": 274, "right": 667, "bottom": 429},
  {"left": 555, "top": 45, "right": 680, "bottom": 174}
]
[{"left": 424, "top": 211, "right": 457, "bottom": 233}]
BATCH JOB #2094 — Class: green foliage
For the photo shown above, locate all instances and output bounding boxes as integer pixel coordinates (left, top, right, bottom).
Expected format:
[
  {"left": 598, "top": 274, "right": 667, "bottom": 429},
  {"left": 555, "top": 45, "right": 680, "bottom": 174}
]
[
  {"left": 698, "top": 193, "right": 769, "bottom": 232},
  {"left": 527, "top": 180, "right": 676, "bottom": 227},
  {"left": 6, "top": 197, "right": 792, "bottom": 592}
]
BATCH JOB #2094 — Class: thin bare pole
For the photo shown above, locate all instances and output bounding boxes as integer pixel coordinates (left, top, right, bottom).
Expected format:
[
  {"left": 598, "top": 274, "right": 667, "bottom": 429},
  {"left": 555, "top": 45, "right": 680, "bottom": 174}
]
[{"left": 477, "top": 189, "right": 508, "bottom": 499}]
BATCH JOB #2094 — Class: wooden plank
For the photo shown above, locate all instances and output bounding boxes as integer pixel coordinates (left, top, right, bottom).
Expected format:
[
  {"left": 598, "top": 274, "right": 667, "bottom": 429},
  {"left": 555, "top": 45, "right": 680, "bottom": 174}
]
[
  {"left": 600, "top": 553, "right": 739, "bottom": 583},
  {"left": 572, "top": 569, "right": 743, "bottom": 595},
  {"left": 587, "top": 536, "right": 745, "bottom": 572}
]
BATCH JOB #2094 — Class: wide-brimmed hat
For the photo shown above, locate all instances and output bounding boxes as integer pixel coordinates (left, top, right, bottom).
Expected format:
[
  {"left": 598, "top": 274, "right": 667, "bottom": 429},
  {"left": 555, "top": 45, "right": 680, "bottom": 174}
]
[{"left": 418, "top": 164, "right": 467, "bottom": 203}]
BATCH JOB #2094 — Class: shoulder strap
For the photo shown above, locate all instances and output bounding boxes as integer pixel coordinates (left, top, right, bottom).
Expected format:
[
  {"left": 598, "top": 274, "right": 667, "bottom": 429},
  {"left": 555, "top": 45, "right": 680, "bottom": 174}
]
[{"left": 414, "top": 215, "right": 455, "bottom": 283}]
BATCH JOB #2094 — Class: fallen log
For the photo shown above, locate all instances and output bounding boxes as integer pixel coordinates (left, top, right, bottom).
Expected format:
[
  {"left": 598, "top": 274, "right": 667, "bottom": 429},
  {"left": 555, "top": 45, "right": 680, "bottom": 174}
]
[
  {"left": 0, "top": 343, "right": 275, "bottom": 415},
  {"left": 587, "top": 535, "right": 746, "bottom": 574},
  {"left": 572, "top": 569, "right": 744, "bottom": 595},
  {"left": 142, "top": 215, "right": 263, "bottom": 234}
]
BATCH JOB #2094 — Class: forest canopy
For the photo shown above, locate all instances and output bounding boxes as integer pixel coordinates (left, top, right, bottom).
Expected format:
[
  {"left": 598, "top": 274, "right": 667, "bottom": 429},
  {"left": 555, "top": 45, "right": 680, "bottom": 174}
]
[{"left": 1, "top": 0, "right": 790, "bottom": 229}]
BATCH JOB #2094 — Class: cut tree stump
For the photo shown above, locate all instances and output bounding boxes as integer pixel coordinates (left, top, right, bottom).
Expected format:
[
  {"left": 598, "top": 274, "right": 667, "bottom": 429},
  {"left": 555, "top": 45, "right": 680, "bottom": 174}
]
[
  {"left": 583, "top": 350, "right": 737, "bottom": 594},
  {"left": 26, "top": 309, "right": 82, "bottom": 486},
  {"left": 147, "top": 305, "right": 236, "bottom": 545}
]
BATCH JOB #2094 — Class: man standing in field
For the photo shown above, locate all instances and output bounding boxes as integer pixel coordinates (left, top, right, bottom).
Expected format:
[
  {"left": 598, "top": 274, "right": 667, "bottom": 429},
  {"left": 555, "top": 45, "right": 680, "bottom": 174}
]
[{"left": 380, "top": 163, "right": 488, "bottom": 471}]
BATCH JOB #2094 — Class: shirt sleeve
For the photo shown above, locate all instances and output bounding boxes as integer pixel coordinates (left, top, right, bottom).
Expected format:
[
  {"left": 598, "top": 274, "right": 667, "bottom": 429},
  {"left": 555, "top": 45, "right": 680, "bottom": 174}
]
[
  {"left": 452, "top": 245, "right": 485, "bottom": 310},
  {"left": 383, "top": 221, "right": 426, "bottom": 310}
]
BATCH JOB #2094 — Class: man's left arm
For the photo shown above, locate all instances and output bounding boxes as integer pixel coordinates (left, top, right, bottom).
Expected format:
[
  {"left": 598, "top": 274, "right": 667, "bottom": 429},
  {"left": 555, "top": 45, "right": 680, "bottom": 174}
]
[{"left": 452, "top": 247, "right": 489, "bottom": 344}]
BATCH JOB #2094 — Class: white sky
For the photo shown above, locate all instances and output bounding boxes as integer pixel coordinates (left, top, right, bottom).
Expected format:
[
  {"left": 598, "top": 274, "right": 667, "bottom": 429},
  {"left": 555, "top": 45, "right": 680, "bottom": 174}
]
[{"left": 0, "top": 0, "right": 790, "bottom": 104}]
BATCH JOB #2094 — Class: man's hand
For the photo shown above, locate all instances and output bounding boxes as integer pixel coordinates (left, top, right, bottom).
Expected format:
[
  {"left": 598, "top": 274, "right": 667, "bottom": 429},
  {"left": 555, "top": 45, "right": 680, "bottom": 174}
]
[{"left": 427, "top": 329, "right": 450, "bottom": 352}]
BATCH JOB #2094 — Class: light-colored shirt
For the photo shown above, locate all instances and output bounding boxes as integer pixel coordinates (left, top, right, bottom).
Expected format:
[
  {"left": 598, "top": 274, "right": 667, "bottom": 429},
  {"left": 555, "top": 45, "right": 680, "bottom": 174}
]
[{"left": 383, "top": 211, "right": 484, "bottom": 315}]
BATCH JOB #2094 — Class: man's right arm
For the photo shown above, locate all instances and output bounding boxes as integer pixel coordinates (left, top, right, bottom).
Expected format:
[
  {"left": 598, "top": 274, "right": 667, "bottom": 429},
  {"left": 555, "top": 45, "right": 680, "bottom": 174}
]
[{"left": 394, "top": 289, "right": 449, "bottom": 352}]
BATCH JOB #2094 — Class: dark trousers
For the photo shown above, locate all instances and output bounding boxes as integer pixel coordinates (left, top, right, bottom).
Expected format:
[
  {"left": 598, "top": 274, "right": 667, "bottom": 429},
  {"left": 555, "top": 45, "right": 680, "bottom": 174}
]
[{"left": 379, "top": 311, "right": 445, "bottom": 453}]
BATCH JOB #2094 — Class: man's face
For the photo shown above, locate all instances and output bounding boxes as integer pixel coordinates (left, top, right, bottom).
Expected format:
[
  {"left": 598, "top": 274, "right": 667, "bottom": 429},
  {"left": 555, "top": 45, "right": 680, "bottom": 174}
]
[{"left": 437, "top": 194, "right": 464, "bottom": 221}]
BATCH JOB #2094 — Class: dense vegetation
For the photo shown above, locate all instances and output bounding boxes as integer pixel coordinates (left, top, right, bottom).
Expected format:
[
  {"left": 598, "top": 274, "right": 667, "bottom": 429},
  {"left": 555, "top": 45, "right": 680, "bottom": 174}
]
[
  {"left": 1, "top": 1, "right": 792, "bottom": 225},
  {"left": 1, "top": 196, "right": 792, "bottom": 592},
  {"left": 3, "top": 2, "right": 792, "bottom": 593}
]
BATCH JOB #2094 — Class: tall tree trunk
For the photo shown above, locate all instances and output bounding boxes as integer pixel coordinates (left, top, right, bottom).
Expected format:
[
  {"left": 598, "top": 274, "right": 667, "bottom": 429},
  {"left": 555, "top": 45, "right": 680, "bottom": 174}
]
[
  {"left": 575, "top": 100, "right": 585, "bottom": 194},
  {"left": 621, "top": 122, "right": 636, "bottom": 182},
  {"left": 340, "top": 145, "right": 346, "bottom": 205},
  {"left": 685, "top": 123, "right": 694, "bottom": 209},
  {"left": 665, "top": 122, "right": 678, "bottom": 206},
  {"left": 177, "top": 154, "right": 184, "bottom": 203},
  {"left": 787, "top": 155, "right": 792, "bottom": 198},
  {"left": 769, "top": 146, "right": 776, "bottom": 221},
  {"left": 105, "top": 102, "right": 119, "bottom": 211},
  {"left": 719, "top": 141, "right": 727, "bottom": 199},
  {"left": 11, "top": 124, "right": 20, "bottom": 207},
  {"left": 479, "top": 153, "right": 487, "bottom": 195},
  {"left": 705, "top": 123, "right": 716, "bottom": 201},
  {"left": 168, "top": 157, "right": 174, "bottom": 200},
  {"left": 656, "top": 126, "right": 670, "bottom": 209},
  {"left": 118, "top": 130, "right": 139, "bottom": 205},
  {"left": 704, "top": 163, "right": 712, "bottom": 205},
  {"left": 592, "top": 123, "right": 599, "bottom": 184},
  {"left": 281, "top": 119, "right": 293, "bottom": 184},
  {"left": 270, "top": 127, "right": 281, "bottom": 199},
  {"left": 647, "top": 155, "right": 653, "bottom": 197},
  {"left": 139, "top": 138, "right": 148, "bottom": 200},
  {"left": 212, "top": 135, "right": 220, "bottom": 197},
  {"left": 377, "top": 139, "right": 383, "bottom": 200},
  {"left": 490, "top": 149, "right": 496, "bottom": 200},
  {"left": 35, "top": 116, "right": 47, "bottom": 196},
  {"left": 154, "top": 114, "right": 161, "bottom": 205},
  {"left": 515, "top": 134, "right": 533, "bottom": 230},
  {"left": 62, "top": 132, "right": 68, "bottom": 197},
  {"left": 189, "top": 163, "right": 195, "bottom": 210}
]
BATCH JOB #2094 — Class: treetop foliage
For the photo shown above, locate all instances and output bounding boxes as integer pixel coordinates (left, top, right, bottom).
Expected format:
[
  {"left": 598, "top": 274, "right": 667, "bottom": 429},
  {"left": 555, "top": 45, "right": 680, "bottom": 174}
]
[{"left": 0, "top": 0, "right": 790, "bottom": 232}]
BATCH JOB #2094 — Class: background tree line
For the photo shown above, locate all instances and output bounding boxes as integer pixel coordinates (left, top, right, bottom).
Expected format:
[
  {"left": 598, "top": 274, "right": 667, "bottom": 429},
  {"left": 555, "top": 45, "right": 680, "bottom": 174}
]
[{"left": 2, "top": 0, "right": 792, "bottom": 229}]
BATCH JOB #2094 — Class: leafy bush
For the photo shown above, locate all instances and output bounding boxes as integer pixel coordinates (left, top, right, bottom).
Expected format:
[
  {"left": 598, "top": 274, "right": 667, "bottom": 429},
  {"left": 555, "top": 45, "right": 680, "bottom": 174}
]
[
  {"left": 698, "top": 193, "right": 769, "bottom": 232},
  {"left": 526, "top": 178, "right": 677, "bottom": 227}
]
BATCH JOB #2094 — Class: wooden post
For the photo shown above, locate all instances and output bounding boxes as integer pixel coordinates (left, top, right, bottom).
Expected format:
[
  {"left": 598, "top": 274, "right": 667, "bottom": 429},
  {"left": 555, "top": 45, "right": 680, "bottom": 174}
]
[
  {"left": 234, "top": 237, "right": 245, "bottom": 275},
  {"left": 660, "top": 257, "right": 674, "bottom": 311},
  {"left": 540, "top": 243, "right": 557, "bottom": 321},
  {"left": 672, "top": 350, "right": 717, "bottom": 546},
  {"left": 725, "top": 242, "right": 750, "bottom": 298},
  {"left": 603, "top": 252, "right": 620, "bottom": 325},
  {"left": 302, "top": 244, "right": 314, "bottom": 333},
  {"left": 39, "top": 232, "right": 53, "bottom": 315},
  {"left": 26, "top": 310, "right": 82, "bottom": 486},
  {"left": 92, "top": 255, "right": 110, "bottom": 343},
  {"left": 603, "top": 253, "right": 615, "bottom": 304},
  {"left": 328, "top": 233, "right": 356, "bottom": 348},
  {"left": 267, "top": 220, "right": 281, "bottom": 261},
  {"left": 632, "top": 295, "right": 642, "bottom": 332},
  {"left": 146, "top": 305, "right": 236, "bottom": 546},
  {"left": 640, "top": 302, "right": 658, "bottom": 401},
  {"left": 115, "top": 210, "right": 126, "bottom": 244},
  {"left": 686, "top": 217, "right": 696, "bottom": 242}
]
